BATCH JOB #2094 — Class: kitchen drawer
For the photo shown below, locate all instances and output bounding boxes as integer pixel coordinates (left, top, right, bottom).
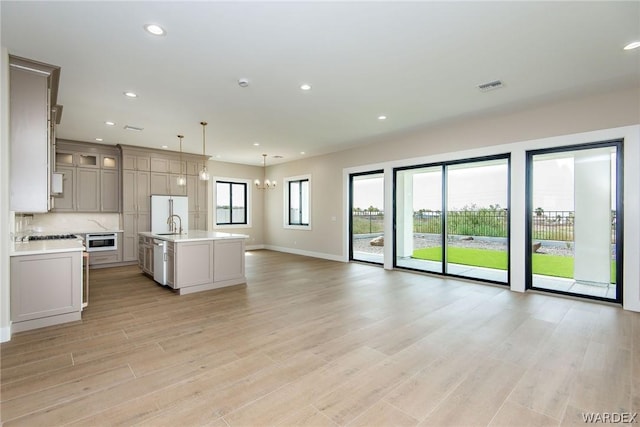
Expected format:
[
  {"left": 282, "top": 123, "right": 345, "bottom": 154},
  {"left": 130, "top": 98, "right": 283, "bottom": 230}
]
[{"left": 88, "top": 251, "right": 119, "bottom": 266}]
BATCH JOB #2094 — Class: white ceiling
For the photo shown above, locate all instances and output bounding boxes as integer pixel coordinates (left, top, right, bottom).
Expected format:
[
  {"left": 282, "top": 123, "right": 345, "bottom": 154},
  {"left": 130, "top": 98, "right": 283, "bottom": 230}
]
[{"left": 2, "top": 1, "right": 638, "bottom": 166}]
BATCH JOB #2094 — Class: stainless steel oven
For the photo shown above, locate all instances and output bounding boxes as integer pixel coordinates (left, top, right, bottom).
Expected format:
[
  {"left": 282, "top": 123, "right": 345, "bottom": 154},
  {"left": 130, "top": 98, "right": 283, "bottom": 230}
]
[{"left": 85, "top": 232, "right": 117, "bottom": 252}]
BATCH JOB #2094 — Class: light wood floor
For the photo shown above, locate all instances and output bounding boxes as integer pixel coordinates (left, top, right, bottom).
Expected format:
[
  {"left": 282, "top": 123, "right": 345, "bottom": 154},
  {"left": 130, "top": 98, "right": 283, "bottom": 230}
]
[{"left": 1, "top": 250, "right": 638, "bottom": 426}]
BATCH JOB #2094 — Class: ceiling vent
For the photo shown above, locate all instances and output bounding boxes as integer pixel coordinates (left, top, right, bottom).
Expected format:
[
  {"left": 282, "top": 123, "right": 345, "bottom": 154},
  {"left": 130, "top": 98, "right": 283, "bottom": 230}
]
[
  {"left": 477, "top": 80, "right": 504, "bottom": 92},
  {"left": 124, "top": 125, "right": 144, "bottom": 132}
]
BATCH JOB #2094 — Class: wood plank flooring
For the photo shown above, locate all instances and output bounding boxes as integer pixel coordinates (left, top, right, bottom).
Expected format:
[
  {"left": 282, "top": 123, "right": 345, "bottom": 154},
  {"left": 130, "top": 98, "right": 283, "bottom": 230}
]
[{"left": 1, "top": 250, "right": 638, "bottom": 426}]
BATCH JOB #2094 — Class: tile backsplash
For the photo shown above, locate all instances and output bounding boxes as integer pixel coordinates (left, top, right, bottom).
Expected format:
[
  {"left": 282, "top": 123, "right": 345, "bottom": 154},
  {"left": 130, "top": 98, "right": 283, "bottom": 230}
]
[{"left": 14, "top": 213, "right": 121, "bottom": 237}]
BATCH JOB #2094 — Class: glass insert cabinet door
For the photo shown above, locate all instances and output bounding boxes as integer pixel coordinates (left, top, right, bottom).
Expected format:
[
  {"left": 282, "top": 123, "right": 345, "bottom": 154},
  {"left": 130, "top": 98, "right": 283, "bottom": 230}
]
[{"left": 527, "top": 141, "right": 622, "bottom": 302}]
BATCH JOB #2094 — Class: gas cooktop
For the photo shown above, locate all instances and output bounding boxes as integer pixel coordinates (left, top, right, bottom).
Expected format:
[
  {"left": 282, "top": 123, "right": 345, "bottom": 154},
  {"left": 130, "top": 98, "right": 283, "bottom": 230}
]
[{"left": 27, "top": 234, "right": 78, "bottom": 241}]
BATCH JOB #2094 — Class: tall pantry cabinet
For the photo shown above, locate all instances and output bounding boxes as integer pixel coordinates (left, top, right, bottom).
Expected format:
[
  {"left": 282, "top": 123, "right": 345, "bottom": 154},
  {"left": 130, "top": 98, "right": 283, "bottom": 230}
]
[
  {"left": 121, "top": 148, "right": 151, "bottom": 262},
  {"left": 119, "top": 145, "right": 209, "bottom": 262}
]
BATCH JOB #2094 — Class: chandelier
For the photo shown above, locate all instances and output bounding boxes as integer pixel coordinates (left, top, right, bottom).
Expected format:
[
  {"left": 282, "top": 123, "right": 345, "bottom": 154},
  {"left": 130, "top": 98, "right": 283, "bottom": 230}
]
[{"left": 254, "top": 154, "right": 276, "bottom": 190}]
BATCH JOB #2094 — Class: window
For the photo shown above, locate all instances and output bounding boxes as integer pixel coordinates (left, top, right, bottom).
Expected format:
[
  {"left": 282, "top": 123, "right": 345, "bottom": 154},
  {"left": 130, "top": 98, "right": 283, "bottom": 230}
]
[
  {"left": 215, "top": 180, "right": 247, "bottom": 225},
  {"left": 284, "top": 175, "right": 311, "bottom": 229}
]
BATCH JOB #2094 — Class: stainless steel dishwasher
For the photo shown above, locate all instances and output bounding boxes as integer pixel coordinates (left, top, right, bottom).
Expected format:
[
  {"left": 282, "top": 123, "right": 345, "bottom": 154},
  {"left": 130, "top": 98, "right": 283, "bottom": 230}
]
[{"left": 153, "top": 239, "right": 167, "bottom": 285}]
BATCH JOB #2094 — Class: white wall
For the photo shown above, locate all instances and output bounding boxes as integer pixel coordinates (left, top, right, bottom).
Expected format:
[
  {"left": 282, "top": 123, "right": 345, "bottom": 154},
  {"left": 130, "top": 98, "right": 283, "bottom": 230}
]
[
  {"left": 1, "top": 47, "right": 12, "bottom": 341},
  {"left": 262, "top": 83, "right": 640, "bottom": 312}
]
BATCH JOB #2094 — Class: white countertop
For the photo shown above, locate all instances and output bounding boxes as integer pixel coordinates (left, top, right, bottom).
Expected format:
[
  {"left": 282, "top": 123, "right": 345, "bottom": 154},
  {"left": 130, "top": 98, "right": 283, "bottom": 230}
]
[
  {"left": 10, "top": 239, "right": 86, "bottom": 256},
  {"left": 139, "top": 230, "right": 249, "bottom": 242}
]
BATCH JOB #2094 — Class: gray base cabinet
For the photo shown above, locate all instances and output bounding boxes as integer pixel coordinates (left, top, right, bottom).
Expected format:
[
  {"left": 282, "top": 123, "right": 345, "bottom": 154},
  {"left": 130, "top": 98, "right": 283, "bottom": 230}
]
[
  {"left": 11, "top": 251, "right": 82, "bottom": 332},
  {"left": 139, "top": 235, "right": 154, "bottom": 275},
  {"left": 139, "top": 234, "right": 246, "bottom": 295},
  {"left": 88, "top": 232, "right": 123, "bottom": 268},
  {"left": 172, "top": 241, "right": 214, "bottom": 289}
]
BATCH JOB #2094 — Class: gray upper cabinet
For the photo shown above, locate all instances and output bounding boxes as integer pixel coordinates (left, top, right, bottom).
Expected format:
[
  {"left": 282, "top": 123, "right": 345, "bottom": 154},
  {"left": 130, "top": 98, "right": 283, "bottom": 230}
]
[
  {"left": 123, "top": 154, "right": 150, "bottom": 171},
  {"left": 151, "top": 157, "right": 170, "bottom": 173},
  {"left": 53, "top": 166, "right": 75, "bottom": 211},
  {"left": 9, "top": 56, "right": 61, "bottom": 213},
  {"left": 52, "top": 140, "right": 120, "bottom": 212},
  {"left": 150, "top": 172, "right": 170, "bottom": 195},
  {"left": 100, "top": 169, "right": 119, "bottom": 212},
  {"left": 76, "top": 168, "right": 100, "bottom": 211}
]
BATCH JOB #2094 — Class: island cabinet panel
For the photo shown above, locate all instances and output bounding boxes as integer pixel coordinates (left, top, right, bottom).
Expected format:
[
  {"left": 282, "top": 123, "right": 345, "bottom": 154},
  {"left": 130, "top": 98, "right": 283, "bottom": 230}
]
[
  {"left": 166, "top": 242, "right": 175, "bottom": 288},
  {"left": 214, "top": 240, "right": 245, "bottom": 282},
  {"left": 174, "top": 241, "right": 214, "bottom": 288},
  {"left": 11, "top": 251, "right": 82, "bottom": 332}
]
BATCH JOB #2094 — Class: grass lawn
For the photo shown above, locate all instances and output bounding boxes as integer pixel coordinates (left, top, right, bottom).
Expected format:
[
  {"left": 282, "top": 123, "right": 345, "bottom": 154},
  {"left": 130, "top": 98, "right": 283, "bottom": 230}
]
[{"left": 412, "top": 246, "right": 615, "bottom": 282}]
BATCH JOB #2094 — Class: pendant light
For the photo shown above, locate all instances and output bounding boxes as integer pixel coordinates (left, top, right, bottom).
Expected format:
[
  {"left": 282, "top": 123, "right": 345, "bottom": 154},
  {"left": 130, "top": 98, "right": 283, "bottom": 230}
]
[
  {"left": 199, "top": 121, "right": 210, "bottom": 181},
  {"left": 176, "top": 134, "right": 186, "bottom": 186},
  {"left": 254, "top": 154, "right": 276, "bottom": 190}
]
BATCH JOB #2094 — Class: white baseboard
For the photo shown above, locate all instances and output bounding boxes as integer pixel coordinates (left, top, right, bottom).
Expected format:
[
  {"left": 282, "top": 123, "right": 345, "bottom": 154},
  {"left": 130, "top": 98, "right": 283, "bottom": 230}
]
[
  {"left": 0, "top": 325, "right": 11, "bottom": 343},
  {"left": 264, "top": 245, "right": 345, "bottom": 263},
  {"left": 245, "top": 244, "right": 266, "bottom": 251}
]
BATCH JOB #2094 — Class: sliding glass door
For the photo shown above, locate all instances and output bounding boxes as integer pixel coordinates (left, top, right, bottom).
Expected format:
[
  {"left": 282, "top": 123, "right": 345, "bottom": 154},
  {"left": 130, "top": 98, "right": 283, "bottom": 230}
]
[
  {"left": 395, "top": 166, "right": 443, "bottom": 273},
  {"left": 350, "top": 171, "right": 384, "bottom": 264},
  {"left": 527, "top": 141, "right": 622, "bottom": 302},
  {"left": 446, "top": 159, "right": 509, "bottom": 282},
  {"left": 394, "top": 155, "right": 510, "bottom": 285}
]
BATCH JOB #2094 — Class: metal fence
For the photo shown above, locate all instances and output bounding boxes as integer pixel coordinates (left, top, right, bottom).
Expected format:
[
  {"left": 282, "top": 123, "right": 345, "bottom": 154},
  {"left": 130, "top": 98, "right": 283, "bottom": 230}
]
[{"left": 352, "top": 210, "right": 616, "bottom": 242}]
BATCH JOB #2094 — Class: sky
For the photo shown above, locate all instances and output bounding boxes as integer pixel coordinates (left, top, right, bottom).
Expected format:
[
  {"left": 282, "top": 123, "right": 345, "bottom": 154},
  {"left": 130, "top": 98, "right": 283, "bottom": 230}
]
[{"left": 352, "top": 152, "right": 616, "bottom": 212}]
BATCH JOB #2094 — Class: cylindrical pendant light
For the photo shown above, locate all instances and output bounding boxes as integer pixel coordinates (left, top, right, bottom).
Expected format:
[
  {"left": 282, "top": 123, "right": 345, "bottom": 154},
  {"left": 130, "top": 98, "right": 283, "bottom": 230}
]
[
  {"left": 199, "top": 121, "right": 210, "bottom": 181},
  {"left": 176, "top": 134, "right": 186, "bottom": 186}
]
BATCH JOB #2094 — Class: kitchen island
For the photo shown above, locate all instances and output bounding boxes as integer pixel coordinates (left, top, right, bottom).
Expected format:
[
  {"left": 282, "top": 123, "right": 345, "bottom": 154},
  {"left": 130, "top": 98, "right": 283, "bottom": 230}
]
[{"left": 138, "top": 231, "right": 248, "bottom": 295}]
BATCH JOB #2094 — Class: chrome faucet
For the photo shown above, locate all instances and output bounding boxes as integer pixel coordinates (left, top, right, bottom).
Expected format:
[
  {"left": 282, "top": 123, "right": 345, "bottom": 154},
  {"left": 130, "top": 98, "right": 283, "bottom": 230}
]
[{"left": 166, "top": 214, "right": 183, "bottom": 234}]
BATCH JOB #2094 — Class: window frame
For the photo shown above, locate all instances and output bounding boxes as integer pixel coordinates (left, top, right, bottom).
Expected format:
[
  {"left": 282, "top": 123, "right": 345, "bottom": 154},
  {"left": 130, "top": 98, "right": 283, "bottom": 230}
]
[
  {"left": 213, "top": 177, "right": 252, "bottom": 229},
  {"left": 284, "top": 174, "right": 311, "bottom": 230}
]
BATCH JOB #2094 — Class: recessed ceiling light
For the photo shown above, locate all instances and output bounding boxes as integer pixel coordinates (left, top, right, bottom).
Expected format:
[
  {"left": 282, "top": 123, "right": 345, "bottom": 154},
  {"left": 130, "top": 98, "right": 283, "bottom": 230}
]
[
  {"left": 95, "top": 138, "right": 103, "bottom": 142},
  {"left": 623, "top": 41, "right": 640, "bottom": 50},
  {"left": 378, "top": 115, "right": 387, "bottom": 120},
  {"left": 105, "top": 121, "right": 115, "bottom": 126},
  {"left": 300, "top": 151, "right": 306, "bottom": 155},
  {"left": 253, "top": 142, "right": 260, "bottom": 146},
  {"left": 144, "top": 24, "right": 166, "bottom": 36},
  {"left": 300, "top": 84, "right": 312, "bottom": 91},
  {"left": 123, "top": 91, "right": 138, "bottom": 98},
  {"left": 161, "top": 145, "right": 168, "bottom": 149}
]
